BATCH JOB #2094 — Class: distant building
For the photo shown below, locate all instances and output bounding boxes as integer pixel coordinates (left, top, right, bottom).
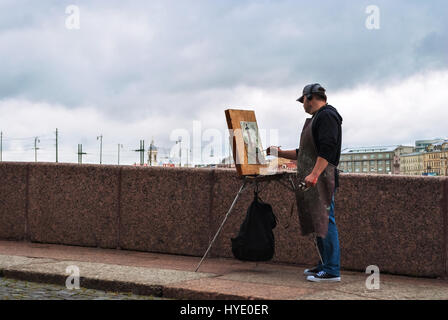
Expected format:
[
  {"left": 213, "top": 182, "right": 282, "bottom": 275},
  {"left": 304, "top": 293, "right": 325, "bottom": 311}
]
[
  {"left": 147, "top": 139, "right": 158, "bottom": 166},
  {"left": 158, "top": 156, "right": 176, "bottom": 167},
  {"left": 338, "top": 145, "right": 414, "bottom": 174},
  {"left": 415, "top": 138, "right": 446, "bottom": 153},
  {"left": 400, "top": 152, "right": 425, "bottom": 175},
  {"left": 426, "top": 140, "right": 448, "bottom": 152},
  {"left": 401, "top": 140, "right": 448, "bottom": 176},
  {"left": 423, "top": 141, "right": 448, "bottom": 176}
]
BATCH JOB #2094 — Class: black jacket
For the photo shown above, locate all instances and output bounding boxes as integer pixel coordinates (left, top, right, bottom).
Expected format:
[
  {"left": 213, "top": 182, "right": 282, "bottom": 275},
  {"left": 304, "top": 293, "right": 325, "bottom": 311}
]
[{"left": 311, "top": 104, "right": 343, "bottom": 166}]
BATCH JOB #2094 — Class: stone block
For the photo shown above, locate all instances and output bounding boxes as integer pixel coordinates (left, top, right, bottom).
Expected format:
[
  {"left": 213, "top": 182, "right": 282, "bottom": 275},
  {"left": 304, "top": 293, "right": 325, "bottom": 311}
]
[{"left": 27, "top": 162, "right": 120, "bottom": 248}]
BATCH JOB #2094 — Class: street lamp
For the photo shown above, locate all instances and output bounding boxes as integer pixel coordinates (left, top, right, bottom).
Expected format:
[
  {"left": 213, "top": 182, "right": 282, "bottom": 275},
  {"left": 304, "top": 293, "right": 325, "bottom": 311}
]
[
  {"left": 34, "top": 137, "right": 40, "bottom": 162},
  {"left": 97, "top": 134, "right": 103, "bottom": 164},
  {"left": 175, "top": 137, "right": 182, "bottom": 167},
  {"left": 118, "top": 144, "right": 123, "bottom": 165}
]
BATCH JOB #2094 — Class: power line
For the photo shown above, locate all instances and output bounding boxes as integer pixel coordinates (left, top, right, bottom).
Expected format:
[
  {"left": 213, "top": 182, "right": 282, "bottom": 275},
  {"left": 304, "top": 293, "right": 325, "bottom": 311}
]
[
  {"left": 2, "top": 134, "right": 53, "bottom": 141},
  {"left": 0, "top": 130, "right": 186, "bottom": 165}
]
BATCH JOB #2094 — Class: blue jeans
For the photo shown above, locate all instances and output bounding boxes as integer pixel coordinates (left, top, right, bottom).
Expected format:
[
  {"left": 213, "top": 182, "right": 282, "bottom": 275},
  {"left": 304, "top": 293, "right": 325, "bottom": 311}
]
[{"left": 316, "top": 192, "right": 340, "bottom": 276}]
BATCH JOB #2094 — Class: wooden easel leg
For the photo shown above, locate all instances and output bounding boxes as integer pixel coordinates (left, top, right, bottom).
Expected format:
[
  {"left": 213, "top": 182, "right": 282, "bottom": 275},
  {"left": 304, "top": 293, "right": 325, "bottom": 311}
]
[{"left": 195, "top": 179, "right": 248, "bottom": 272}]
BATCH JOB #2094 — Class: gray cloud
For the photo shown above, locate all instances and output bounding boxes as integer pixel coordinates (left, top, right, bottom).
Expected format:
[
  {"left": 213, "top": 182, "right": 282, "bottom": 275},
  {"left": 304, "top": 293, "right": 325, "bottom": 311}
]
[
  {"left": 0, "top": 0, "right": 447, "bottom": 164},
  {"left": 1, "top": 1, "right": 447, "bottom": 109}
]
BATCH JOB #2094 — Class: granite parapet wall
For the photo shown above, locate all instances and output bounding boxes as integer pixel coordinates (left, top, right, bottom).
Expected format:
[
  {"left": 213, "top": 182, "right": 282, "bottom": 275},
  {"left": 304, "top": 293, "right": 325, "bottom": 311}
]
[
  {"left": 118, "top": 166, "right": 215, "bottom": 256},
  {"left": 336, "top": 174, "right": 446, "bottom": 278},
  {"left": 0, "top": 162, "right": 447, "bottom": 278},
  {"left": 0, "top": 162, "right": 28, "bottom": 241},
  {"left": 26, "top": 162, "right": 120, "bottom": 248}
]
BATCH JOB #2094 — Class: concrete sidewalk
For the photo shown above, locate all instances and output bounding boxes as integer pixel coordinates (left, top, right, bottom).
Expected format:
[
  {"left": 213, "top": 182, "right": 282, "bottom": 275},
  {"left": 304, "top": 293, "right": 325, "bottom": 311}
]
[{"left": 0, "top": 240, "right": 447, "bottom": 300}]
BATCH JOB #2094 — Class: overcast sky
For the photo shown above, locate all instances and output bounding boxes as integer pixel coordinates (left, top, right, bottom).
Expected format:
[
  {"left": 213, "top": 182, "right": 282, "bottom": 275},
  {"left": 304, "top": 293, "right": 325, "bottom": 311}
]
[{"left": 0, "top": 0, "right": 447, "bottom": 165}]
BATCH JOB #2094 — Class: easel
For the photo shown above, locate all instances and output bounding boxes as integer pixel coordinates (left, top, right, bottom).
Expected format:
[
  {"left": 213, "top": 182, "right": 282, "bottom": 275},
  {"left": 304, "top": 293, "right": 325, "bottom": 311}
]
[
  {"left": 194, "top": 172, "right": 296, "bottom": 272},
  {"left": 196, "top": 108, "right": 324, "bottom": 273}
]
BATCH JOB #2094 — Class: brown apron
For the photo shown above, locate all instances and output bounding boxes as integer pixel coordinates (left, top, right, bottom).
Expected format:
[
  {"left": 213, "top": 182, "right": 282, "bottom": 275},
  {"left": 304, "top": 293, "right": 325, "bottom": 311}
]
[{"left": 295, "top": 117, "right": 336, "bottom": 238}]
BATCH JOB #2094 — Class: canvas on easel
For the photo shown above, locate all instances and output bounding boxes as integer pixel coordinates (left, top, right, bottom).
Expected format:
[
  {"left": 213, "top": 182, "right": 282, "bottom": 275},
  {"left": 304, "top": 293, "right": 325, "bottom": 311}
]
[{"left": 225, "top": 109, "right": 269, "bottom": 176}]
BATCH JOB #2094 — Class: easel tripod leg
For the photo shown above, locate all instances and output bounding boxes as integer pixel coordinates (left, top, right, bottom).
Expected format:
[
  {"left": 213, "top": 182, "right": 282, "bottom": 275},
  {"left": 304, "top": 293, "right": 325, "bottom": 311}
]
[
  {"left": 194, "top": 180, "right": 248, "bottom": 272},
  {"left": 313, "top": 235, "right": 324, "bottom": 266}
]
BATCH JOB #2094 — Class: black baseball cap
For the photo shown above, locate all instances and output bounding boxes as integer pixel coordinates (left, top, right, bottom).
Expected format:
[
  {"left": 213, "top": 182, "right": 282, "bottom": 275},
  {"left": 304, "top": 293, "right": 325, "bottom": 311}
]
[{"left": 297, "top": 83, "right": 325, "bottom": 103}]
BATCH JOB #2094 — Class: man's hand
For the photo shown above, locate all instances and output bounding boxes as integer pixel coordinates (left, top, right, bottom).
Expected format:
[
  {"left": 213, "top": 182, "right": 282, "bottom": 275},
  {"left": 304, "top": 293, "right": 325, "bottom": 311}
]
[
  {"left": 304, "top": 157, "right": 329, "bottom": 187},
  {"left": 266, "top": 146, "right": 281, "bottom": 156},
  {"left": 267, "top": 147, "right": 298, "bottom": 160},
  {"left": 304, "top": 172, "right": 319, "bottom": 188}
]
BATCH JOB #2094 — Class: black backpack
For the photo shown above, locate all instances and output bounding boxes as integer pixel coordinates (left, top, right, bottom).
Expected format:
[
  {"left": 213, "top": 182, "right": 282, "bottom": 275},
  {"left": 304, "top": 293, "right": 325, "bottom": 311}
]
[{"left": 231, "top": 192, "right": 277, "bottom": 261}]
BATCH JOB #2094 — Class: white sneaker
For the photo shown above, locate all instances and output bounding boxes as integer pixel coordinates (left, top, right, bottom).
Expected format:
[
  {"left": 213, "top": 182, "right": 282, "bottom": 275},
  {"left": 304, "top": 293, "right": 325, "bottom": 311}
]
[{"left": 307, "top": 271, "right": 341, "bottom": 282}]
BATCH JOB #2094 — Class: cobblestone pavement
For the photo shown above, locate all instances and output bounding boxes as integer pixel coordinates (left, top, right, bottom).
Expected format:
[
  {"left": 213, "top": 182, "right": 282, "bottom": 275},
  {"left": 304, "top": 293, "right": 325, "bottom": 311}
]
[{"left": 0, "top": 277, "right": 164, "bottom": 300}]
